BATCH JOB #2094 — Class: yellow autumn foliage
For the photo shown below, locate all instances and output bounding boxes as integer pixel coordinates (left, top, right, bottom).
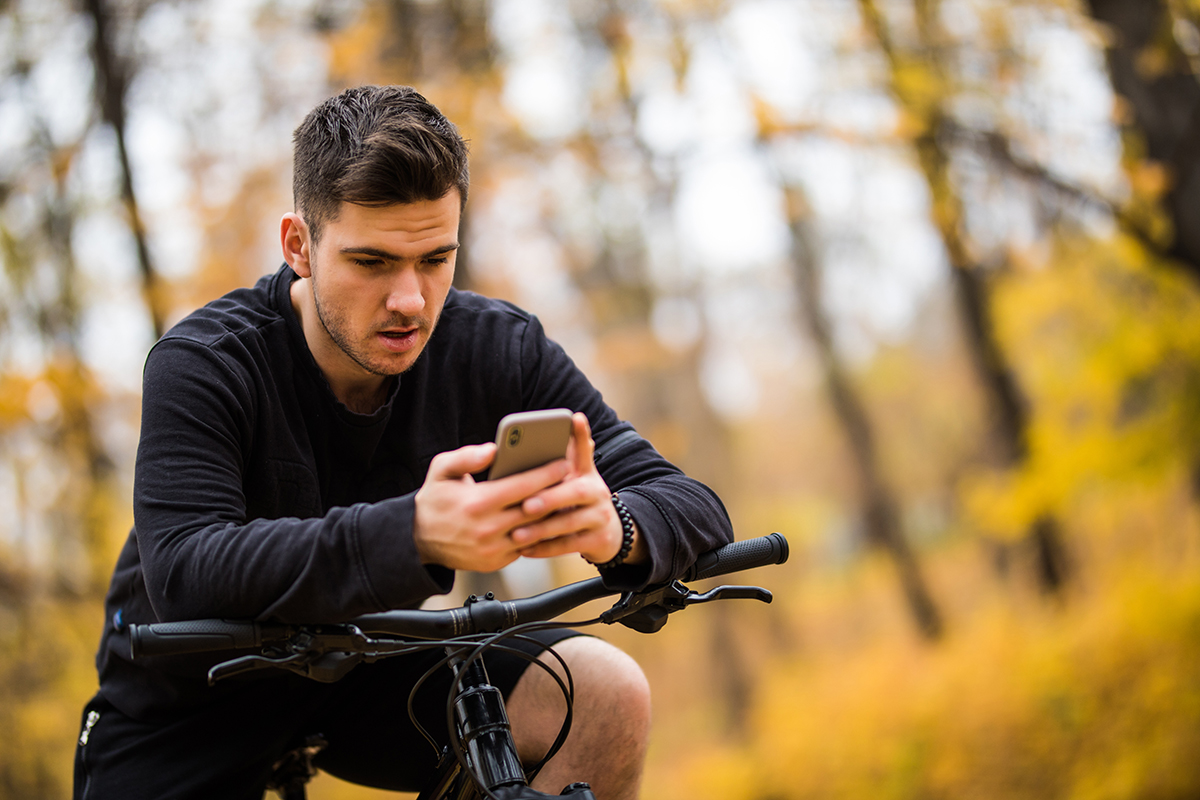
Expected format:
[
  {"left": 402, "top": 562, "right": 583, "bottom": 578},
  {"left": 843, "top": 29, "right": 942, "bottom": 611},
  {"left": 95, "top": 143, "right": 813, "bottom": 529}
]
[
  {"left": 961, "top": 234, "right": 1200, "bottom": 541},
  {"left": 0, "top": 597, "right": 106, "bottom": 798},
  {"left": 638, "top": 495, "right": 1200, "bottom": 800}
]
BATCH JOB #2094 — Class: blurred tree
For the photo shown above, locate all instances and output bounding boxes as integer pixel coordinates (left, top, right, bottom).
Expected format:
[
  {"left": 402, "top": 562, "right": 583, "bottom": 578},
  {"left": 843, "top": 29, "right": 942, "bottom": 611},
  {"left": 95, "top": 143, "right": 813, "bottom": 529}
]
[
  {"left": 81, "top": 0, "right": 166, "bottom": 338},
  {"left": 0, "top": 2, "right": 138, "bottom": 795},
  {"left": 576, "top": 0, "right": 761, "bottom": 730},
  {"left": 698, "top": 0, "right": 954, "bottom": 639},
  {"left": 1085, "top": 0, "right": 1200, "bottom": 278},
  {"left": 1, "top": 0, "right": 125, "bottom": 602},
  {"left": 784, "top": 184, "right": 944, "bottom": 639},
  {"left": 1077, "top": 0, "right": 1200, "bottom": 498},
  {"left": 857, "top": 0, "right": 1070, "bottom": 593}
]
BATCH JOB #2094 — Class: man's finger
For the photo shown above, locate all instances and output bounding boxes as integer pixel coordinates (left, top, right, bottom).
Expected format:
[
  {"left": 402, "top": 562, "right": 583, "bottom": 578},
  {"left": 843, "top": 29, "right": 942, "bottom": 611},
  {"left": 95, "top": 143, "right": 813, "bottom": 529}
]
[
  {"left": 511, "top": 501, "right": 604, "bottom": 547},
  {"left": 570, "top": 412, "right": 594, "bottom": 476},
  {"left": 518, "top": 532, "right": 586, "bottom": 559},
  {"left": 483, "top": 457, "right": 572, "bottom": 510},
  {"left": 520, "top": 474, "right": 595, "bottom": 520}
]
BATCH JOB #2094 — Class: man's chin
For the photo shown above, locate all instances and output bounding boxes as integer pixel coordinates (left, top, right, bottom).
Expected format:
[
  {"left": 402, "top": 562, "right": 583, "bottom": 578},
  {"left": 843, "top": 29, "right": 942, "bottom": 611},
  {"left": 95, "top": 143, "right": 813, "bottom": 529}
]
[{"left": 368, "top": 347, "right": 426, "bottom": 377}]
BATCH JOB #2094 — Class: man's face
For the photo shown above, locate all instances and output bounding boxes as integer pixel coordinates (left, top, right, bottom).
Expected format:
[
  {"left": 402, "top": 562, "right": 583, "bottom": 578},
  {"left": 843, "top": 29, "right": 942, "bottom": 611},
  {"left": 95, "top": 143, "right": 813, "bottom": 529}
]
[{"left": 299, "top": 194, "right": 460, "bottom": 384}]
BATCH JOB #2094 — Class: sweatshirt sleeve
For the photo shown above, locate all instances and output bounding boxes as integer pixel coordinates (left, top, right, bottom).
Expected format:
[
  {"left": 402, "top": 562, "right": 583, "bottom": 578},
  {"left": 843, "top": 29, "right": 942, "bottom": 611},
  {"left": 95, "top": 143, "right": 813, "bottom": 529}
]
[
  {"left": 133, "top": 336, "right": 450, "bottom": 624},
  {"left": 517, "top": 317, "right": 735, "bottom": 590}
]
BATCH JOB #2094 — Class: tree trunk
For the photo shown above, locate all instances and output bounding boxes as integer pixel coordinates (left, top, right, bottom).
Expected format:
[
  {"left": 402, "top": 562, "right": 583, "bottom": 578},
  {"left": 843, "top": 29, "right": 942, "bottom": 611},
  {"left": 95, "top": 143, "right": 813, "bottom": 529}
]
[
  {"left": 82, "top": 0, "right": 165, "bottom": 338},
  {"left": 949, "top": 253, "right": 1068, "bottom": 591},
  {"left": 788, "top": 197, "right": 944, "bottom": 640},
  {"left": 858, "top": 0, "right": 1070, "bottom": 593},
  {"left": 1085, "top": 0, "right": 1200, "bottom": 278},
  {"left": 567, "top": 3, "right": 761, "bottom": 731}
]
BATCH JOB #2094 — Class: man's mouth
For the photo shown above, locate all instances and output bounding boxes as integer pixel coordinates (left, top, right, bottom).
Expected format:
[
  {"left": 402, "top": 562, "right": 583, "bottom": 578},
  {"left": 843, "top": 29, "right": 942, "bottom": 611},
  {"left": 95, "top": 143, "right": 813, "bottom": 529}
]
[{"left": 378, "top": 327, "right": 420, "bottom": 352}]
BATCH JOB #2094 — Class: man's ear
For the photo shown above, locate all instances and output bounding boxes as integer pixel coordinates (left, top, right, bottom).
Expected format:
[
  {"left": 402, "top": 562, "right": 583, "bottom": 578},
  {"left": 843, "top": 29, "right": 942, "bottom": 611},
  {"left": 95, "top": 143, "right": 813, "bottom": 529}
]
[{"left": 280, "top": 213, "right": 312, "bottom": 278}]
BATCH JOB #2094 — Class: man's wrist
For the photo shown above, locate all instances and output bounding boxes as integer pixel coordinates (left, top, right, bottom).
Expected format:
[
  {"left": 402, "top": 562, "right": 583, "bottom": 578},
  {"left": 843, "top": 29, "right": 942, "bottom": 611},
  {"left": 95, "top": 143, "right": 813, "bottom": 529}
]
[{"left": 591, "top": 493, "right": 636, "bottom": 570}]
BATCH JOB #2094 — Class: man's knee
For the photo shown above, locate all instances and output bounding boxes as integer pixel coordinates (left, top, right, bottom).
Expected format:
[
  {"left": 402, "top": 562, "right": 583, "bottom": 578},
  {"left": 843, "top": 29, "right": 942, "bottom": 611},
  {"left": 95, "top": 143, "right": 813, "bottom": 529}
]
[
  {"left": 550, "top": 636, "right": 651, "bottom": 767},
  {"left": 508, "top": 635, "right": 651, "bottom": 760},
  {"left": 562, "top": 636, "right": 651, "bottom": 725}
]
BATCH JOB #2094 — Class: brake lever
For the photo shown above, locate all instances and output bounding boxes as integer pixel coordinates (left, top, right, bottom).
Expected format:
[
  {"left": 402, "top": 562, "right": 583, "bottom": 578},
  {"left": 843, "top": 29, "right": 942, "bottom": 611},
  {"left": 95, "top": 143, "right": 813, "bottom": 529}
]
[
  {"left": 685, "top": 585, "right": 773, "bottom": 605},
  {"left": 206, "top": 624, "right": 376, "bottom": 685},
  {"left": 208, "top": 652, "right": 312, "bottom": 684},
  {"left": 208, "top": 650, "right": 367, "bottom": 685},
  {"left": 601, "top": 581, "right": 773, "bottom": 634}
]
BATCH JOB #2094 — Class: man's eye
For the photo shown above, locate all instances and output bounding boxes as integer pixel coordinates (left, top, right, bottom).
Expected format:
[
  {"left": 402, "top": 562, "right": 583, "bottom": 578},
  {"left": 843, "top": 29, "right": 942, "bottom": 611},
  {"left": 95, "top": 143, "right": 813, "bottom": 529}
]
[
  {"left": 354, "top": 258, "right": 383, "bottom": 268},
  {"left": 425, "top": 257, "right": 449, "bottom": 267}
]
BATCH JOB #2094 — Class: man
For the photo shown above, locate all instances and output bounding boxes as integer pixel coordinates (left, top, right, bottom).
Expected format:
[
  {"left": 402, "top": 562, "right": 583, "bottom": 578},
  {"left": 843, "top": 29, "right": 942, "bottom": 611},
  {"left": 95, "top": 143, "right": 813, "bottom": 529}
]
[{"left": 75, "top": 85, "right": 733, "bottom": 800}]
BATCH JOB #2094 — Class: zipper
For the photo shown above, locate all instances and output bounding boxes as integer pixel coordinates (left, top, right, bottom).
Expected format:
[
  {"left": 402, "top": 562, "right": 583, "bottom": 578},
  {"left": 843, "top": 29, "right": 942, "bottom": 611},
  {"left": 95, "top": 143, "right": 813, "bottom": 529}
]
[{"left": 79, "top": 710, "right": 100, "bottom": 746}]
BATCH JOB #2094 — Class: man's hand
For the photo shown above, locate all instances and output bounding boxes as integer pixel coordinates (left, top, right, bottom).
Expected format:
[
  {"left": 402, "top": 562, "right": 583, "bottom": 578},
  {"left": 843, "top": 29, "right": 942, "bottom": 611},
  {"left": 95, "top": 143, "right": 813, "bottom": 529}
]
[
  {"left": 413, "top": 442, "right": 571, "bottom": 572},
  {"left": 412, "top": 413, "right": 647, "bottom": 572},
  {"left": 509, "top": 413, "right": 648, "bottom": 566}
]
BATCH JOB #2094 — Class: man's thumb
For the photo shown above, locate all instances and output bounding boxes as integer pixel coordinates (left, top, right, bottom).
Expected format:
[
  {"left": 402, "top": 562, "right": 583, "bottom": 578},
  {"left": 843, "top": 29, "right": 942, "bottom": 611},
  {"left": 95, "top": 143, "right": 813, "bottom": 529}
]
[{"left": 429, "top": 442, "right": 497, "bottom": 479}]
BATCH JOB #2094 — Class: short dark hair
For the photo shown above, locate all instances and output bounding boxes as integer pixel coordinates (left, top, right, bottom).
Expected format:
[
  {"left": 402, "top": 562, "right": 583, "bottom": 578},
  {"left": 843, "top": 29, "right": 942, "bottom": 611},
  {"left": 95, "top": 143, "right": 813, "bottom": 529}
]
[{"left": 292, "top": 85, "right": 469, "bottom": 240}]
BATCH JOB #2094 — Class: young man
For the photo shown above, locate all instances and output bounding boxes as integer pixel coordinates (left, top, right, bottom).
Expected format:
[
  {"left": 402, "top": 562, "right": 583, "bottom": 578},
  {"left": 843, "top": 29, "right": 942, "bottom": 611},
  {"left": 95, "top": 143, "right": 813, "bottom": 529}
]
[{"left": 75, "top": 85, "right": 733, "bottom": 800}]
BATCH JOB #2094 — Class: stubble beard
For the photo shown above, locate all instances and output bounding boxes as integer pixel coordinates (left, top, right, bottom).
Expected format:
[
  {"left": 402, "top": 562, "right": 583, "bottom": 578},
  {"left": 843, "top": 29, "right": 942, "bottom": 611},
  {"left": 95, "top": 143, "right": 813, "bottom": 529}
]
[{"left": 311, "top": 277, "right": 430, "bottom": 378}]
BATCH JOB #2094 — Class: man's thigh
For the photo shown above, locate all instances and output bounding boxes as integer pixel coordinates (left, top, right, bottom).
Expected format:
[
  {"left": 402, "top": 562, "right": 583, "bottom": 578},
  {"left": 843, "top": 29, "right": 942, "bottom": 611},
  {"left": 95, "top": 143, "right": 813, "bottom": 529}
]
[
  {"left": 74, "top": 648, "right": 449, "bottom": 800},
  {"left": 73, "top": 681, "right": 310, "bottom": 800}
]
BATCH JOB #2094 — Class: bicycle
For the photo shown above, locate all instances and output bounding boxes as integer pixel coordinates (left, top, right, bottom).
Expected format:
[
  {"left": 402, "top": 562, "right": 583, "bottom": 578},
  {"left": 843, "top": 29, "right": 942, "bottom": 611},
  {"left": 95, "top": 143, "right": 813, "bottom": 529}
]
[{"left": 130, "top": 533, "right": 790, "bottom": 800}]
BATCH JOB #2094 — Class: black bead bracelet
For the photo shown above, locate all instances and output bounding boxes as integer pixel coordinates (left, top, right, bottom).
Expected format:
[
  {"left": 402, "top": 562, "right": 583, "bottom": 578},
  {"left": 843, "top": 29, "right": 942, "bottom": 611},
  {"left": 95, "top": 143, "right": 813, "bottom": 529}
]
[{"left": 593, "top": 493, "right": 635, "bottom": 570}]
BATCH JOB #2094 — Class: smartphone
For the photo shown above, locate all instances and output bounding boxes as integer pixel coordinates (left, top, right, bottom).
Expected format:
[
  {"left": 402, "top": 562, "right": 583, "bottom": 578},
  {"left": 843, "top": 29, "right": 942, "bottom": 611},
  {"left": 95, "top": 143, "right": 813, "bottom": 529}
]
[{"left": 487, "top": 408, "right": 574, "bottom": 480}]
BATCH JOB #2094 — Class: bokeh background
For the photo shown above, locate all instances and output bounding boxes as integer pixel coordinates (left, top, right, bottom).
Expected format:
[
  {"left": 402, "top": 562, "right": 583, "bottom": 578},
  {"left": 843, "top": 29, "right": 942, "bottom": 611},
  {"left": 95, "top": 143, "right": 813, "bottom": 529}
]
[{"left": 3, "top": 0, "right": 1200, "bottom": 798}]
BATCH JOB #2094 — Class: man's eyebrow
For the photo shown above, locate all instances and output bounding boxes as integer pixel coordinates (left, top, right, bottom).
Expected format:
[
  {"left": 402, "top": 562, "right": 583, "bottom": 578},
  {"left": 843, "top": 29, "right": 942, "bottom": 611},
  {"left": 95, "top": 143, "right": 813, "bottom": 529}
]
[{"left": 339, "top": 243, "right": 460, "bottom": 260}]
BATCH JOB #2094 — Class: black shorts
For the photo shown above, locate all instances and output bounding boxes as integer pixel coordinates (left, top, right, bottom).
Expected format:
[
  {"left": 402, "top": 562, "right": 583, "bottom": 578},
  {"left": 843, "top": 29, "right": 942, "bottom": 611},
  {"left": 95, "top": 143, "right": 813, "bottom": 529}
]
[{"left": 74, "top": 628, "right": 583, "bottom": 800}]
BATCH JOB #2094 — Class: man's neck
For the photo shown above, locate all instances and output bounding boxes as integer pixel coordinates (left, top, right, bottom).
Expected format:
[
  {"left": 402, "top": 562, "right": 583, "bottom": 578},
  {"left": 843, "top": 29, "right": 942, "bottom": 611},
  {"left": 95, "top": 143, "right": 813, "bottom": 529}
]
[{"left": 338, "top": 378, "right": 393, "bottom": 415}]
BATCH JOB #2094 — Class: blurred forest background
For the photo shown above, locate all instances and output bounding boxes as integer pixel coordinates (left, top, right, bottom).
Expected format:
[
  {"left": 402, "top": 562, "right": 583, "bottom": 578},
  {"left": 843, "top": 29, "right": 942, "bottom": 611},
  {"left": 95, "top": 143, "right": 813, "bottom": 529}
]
[{"left": 3, "top": 0, "right": 1200, "bottom": 797}]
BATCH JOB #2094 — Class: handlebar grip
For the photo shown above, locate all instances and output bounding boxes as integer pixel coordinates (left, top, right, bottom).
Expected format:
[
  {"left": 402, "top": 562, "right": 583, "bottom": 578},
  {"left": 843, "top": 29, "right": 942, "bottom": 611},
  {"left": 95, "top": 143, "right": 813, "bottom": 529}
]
[
  {"left": 130, "top": 619, "right": 268, "bottom": 659},
  {"left": 683, "top": 533, "right": 789, "bottom": 582}
]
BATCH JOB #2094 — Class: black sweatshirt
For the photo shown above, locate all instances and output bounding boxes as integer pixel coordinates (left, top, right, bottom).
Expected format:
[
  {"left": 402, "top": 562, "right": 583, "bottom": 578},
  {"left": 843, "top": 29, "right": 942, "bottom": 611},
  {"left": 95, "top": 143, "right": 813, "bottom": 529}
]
[{"left": 95, "top": 264, "right": 733, "bottom": 718}]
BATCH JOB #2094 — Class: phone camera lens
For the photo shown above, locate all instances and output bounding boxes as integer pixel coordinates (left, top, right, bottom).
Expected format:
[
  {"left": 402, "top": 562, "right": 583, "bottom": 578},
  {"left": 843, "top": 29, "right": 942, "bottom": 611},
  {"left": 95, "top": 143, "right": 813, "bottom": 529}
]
[{"left": 507, "top": 427, "right": 522, "bottom": 447}]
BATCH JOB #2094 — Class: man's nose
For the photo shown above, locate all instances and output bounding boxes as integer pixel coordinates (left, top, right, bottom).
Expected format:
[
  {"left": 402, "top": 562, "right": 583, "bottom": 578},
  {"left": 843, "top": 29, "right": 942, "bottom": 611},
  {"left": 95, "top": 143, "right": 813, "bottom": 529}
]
[{"left": 385, "top": 269, "right": 425, "bottom": 316}]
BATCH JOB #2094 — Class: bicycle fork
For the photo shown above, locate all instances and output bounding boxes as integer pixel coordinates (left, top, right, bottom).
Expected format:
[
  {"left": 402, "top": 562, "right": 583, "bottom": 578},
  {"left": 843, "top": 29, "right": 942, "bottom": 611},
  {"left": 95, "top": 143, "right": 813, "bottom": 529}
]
[
  {"left": 451, "top": 650, "right": 525, "bottom": 794},
  {"left": 437, "top": 647, "right": 597, "bottom": 800}
]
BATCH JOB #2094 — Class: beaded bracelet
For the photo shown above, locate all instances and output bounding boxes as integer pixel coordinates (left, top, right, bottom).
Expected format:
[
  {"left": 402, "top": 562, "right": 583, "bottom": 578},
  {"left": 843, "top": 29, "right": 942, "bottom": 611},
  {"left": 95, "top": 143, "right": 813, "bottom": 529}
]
[{"left": 594, "top": 493, "right": 635, "bottom": 570}]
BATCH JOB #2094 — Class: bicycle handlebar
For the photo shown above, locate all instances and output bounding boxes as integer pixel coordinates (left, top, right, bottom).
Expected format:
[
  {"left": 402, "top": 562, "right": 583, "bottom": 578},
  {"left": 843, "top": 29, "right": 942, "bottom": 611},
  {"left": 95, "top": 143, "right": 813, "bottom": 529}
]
[
  {"left": 130, "top": 619, "right": 288, "bottom": 659},
  {"left": 130, "top": 533, "right": 789, "bottom": 660},
  {"left": 682, "top": 531, "right": 788, "bottom": 582}
]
